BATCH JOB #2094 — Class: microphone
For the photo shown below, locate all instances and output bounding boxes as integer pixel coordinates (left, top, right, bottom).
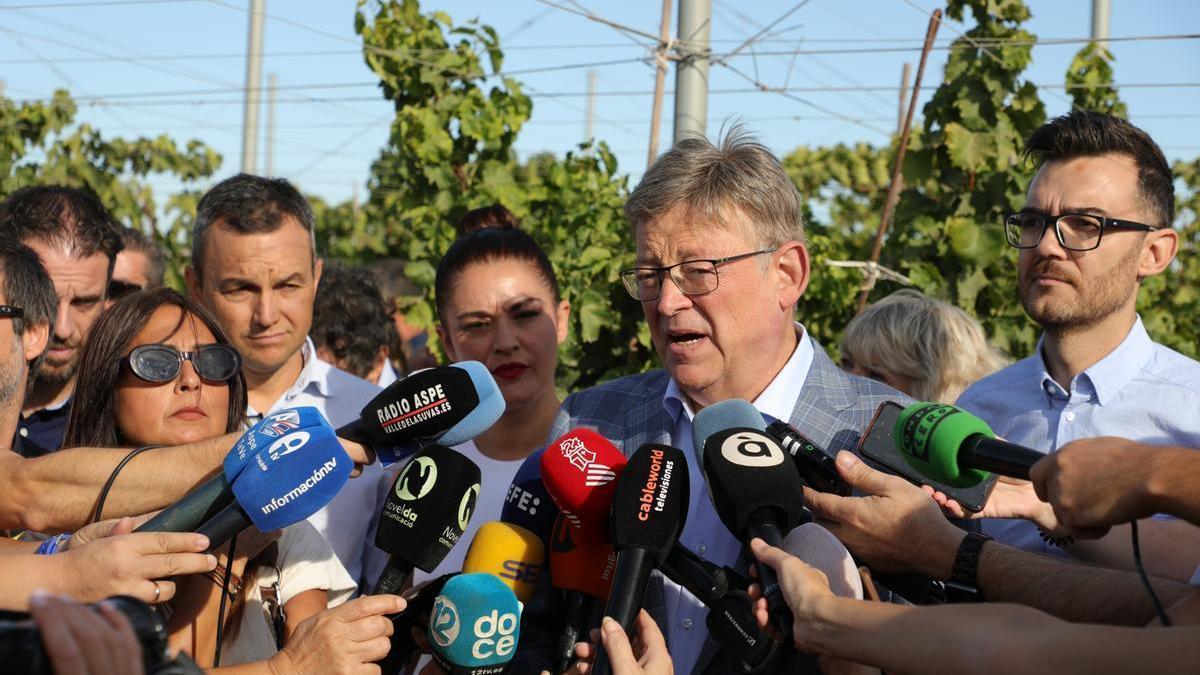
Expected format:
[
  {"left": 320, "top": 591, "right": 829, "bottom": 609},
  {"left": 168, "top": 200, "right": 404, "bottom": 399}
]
[
  {"left": 591, "top": 444, "right": 689, "bottom": 675},
  {"left": 192, "top": 413, "right": 352, "bottom": 550},
  {"left": 540, "top": 429, "right": 626, "bottom": 538},
  {"left": 894, "top": 403, "right": 1045, "bottom": 487},
  {"left": 429, "top": 573, "right": 522, "bottom": 675},
  {"left": 500, "top": 449, "right": 558, "bottom": 546},
  {"left": 372, "top": 444, "right": 483, "bottom": 595},
  {"left": 550, "top": 511, "right": 616, "bottom": 673},
  {"left": 136, "top": 407, "right": 331, "bottom": 534},
  {"left": 694, "top": 399, "right": 808, "bottom": 644},
  {"left": 765, "top": 419, "right": 850, "bottom": 496},
  {"left": 463, "top": 521, "right": 546, "bottom": 603},
  {"left": 337, "top": 361, "right": 505, "bottom": 467},
  {"left": 781, "top": 523, "right": 863, "bottom": 600},
  {"left": 375, "top": 573, "right": 456, "bottom": 674}
]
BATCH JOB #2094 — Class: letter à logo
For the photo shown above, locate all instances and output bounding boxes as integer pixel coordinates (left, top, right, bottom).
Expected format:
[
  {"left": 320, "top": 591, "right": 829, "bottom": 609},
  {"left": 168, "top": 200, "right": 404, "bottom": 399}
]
[
  {"left": 471, "top": 610, "right": 518, "bottom": 660},
  {"left": 258, "top": 410, "right": 301, "bottom": 438},
  {"left": 267, "top": 431, "right": 310, "bottom": 462},
  {"left": 395, "top": 456, "right": 438, "bottom": 501},
  {"left": 720, "top": 430, "right": 786, "bottom": 468},
  {"left": 430, "top": 595, "right": 460, "bottom": 648},
  {"left": 458, "top": 483, "right": 480, "bottom": 531}
]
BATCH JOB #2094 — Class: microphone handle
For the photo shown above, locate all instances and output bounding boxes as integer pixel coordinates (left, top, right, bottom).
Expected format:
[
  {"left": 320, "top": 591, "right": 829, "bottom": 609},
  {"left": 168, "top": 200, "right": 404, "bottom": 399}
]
[
  {"left": 557, "top": 591, "right": 596, "bottom": 673},
  {"left": 592, "top": 547, "right": 654, "bottom": 675},
  {"left": 334, "top": 417, "right": 369, "bottom": 444},
  {"left": 661, "top": 543, "right": 727, "bottom": 605},
  {"left": 372, "top": 557, "right": 415, "bottom": 596},
  {"left": 135, "top": 472, "right": 233, "bottom": 534},
  {"left": 745, "top": 522, "right": 793, "bottom": 645},
  {"left": 194, "top": 503, "right": 250, "bottom": 551},
  {"left": 963, "top": 435, "right": 1044, "bottom": 479}
]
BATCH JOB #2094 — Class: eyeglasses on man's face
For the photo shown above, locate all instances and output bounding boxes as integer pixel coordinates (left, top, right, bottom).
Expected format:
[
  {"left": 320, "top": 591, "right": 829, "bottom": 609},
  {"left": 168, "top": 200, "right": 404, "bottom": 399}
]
[
  {"left": 1004, "top": 211, "right": 1158, "bottom": 252},
  {"left": 619, "top": 248, "right": 777, "bottom": 302},
  {"left": 0, "top": 305, "right": 22, "bottom": 320}
]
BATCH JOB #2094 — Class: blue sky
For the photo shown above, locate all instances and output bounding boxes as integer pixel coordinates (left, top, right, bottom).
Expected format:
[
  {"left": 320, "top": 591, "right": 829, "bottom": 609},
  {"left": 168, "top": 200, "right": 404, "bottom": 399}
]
[{"left": 2, "top": 0, "right": 1197, "bottom": 206}]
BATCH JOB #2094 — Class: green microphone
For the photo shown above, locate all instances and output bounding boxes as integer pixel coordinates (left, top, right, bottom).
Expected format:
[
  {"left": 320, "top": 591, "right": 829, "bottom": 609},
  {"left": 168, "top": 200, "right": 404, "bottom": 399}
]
[{"left": 893, "top": 403, "right": 1044, "bottom": 487}]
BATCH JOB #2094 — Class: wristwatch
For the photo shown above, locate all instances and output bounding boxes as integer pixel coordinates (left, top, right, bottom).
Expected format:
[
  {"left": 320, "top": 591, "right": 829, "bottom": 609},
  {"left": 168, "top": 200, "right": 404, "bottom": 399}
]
[{"left": 948, "top": 531, "right": 992, "bottom": 591}]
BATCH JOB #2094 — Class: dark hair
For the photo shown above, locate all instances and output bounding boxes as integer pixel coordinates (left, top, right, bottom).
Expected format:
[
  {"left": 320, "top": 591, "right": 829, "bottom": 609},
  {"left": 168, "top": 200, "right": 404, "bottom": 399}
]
[
  {"left": 1024, "top": 110, "right": 1175, "bottom": 228},
  {"left": 0, "top": 239, "right": 57, "bottom": 343},
  {"left": 191, "top": 174, "right": 316, "bottom": 282},
  {"left": 434, "top": 226, "right": 560, "bottom": 322},
  {"left": 0, "top": 185, "right": 124, "bottom": 277},
  {"left": 118, "top": 226, "right": 167, "bottom": 288},
  {"left": 457, "top": 204, "right": 520, "bottom": 236},
  {"left": 311, "top": 264, "right": 397, "bottom": 379},
  {"left": 366, "top": 257, "right": 421, "bottom": 306},
  {"left": 62, "top": 287, "right": 248, "bottom": 449}
]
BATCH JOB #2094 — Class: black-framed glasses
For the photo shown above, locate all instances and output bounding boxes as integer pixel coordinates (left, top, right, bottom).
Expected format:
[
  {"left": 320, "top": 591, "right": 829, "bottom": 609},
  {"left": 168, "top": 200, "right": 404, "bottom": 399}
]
[
  {"left": 1004, "top": 211, "right": 1158, "bottom": 252},
  {"left": 0, "top": 305, "right": 22, "bottom": 319},
  {"left": 620, "top": 248, "right": 777, "bottom": 302},
  {"left": 125, "top": 343, "right": 242, "bottom": 383}
]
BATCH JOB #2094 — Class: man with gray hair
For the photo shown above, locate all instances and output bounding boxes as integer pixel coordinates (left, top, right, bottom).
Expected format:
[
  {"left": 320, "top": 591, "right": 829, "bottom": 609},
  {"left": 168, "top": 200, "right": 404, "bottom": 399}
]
[{"left": 521, "top": 128, "right": 909, "bottom": 674}]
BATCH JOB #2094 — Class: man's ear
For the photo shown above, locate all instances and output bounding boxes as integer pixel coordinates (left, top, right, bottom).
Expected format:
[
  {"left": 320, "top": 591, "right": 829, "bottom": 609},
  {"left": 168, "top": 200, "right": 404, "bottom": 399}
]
[
  {"left": 1138, "top": 228, "right": 1178, "bottom": 278},
  {"left": 775, "top": 241, "right": 811, "bottom": 308},
  {"left": 21, "top": 321, "right": 50, "bottom": 364},
  {"left": 313, "top": 257, "right": 324, "bottom": 288}
]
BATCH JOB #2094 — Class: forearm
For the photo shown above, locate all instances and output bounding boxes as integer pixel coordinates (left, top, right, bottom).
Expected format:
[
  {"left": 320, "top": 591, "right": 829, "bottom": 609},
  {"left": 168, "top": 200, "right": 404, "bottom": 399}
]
[
  {"left": 2, "top": 433, "right": 236, "bottom": 533},
  {"left": 1149, "top": 447, "right": 1200, "bottom": 526},
  {"left": 0, "top": 555, "right": 68, "bottom": 610},
  {"left": 977, "top": 541, "right": 1195, "bottom": 625},
  {"left": 1066, "top": 519, "right": 1200, "bottom": 582}
]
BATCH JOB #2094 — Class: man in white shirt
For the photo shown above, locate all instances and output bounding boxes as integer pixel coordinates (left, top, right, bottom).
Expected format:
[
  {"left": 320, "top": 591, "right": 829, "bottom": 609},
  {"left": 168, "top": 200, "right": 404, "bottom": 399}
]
[{"left": 186, "top": 174, "right": 390, "bottom": 589}]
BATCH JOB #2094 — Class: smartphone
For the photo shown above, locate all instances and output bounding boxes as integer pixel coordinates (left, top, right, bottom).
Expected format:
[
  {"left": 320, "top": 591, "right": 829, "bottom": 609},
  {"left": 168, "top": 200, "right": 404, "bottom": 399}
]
[{"left": 857, "top": 401, "right": 997, "bottom": 513}]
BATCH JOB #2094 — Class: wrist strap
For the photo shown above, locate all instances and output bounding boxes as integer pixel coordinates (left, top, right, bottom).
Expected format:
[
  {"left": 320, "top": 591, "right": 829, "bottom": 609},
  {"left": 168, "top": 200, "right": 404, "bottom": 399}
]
[
  {"left": 948, "top": 531, "right": 991, "bottom": 591},
  {"left": 34, "top": 533, "right": 71, "bottom": 555}
]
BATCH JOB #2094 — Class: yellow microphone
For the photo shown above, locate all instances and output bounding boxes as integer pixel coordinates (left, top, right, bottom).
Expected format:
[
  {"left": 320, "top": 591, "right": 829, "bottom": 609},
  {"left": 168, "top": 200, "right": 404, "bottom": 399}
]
[{"left": 462, "top": 521, "right": 546, "bottom": 603}]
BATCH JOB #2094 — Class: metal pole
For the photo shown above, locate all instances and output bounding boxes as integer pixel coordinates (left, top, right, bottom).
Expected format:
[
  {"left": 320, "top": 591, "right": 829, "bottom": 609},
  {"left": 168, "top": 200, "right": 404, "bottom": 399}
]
[
  {"left": 240, "top": 0, "right": 265, "bottom": 174},
  {"left": 673, "top": 0, "right": 711, "bottom": 143},
  {"left": 585, "top": 69, "right": 597, "bottom": 148},
  {"left": 855, "top": 10, "right": 941, "bottom": 314},
  {"left": 647, "top": 0, "right": 673, "bottom": 168},
  {"left": 1091, "top": 0, "right": 1110, "bottom": 46},
  {"left": 266, "top": 73, "right": 277, "bottom": 176},
  {"left": 897, "top": 62, "right": 911, "bottom": 136}
]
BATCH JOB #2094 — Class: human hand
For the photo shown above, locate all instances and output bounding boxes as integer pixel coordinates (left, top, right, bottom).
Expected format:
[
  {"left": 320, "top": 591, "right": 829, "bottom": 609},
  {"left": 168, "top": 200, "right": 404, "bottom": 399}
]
[
  {"left": 804, "top": 452, "right": 964, "bottom": 579},
  {"left": 1030, "top": 437, "right": 1159, "bottom": 533},
  {"left": 29, "top": 591, "right": 145, "bottom": 675},
  {"left": 268, "top": 594, "right": 405, "bottom": 675},
  {"left": 66, "top": 513, "right": 156, "bottom": 550},
  {"left": 748, "top": 538, "right": 833, "bottom": 649},
  {"left": 560, "top": 611, "right": 672, "bottom": 675},
  {"left": 925, "top": 475, "right": 1069, "bottom": 535},
  {"left": 56, "top": 532, "right": 217, "bottom": 604},
  {"left": 337, "top": 437, "right": 375, "bottom": 476}
]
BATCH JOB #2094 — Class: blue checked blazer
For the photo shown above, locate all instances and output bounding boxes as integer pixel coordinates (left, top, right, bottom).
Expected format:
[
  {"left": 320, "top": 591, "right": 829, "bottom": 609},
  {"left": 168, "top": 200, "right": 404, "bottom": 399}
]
[{"left": 537, "top": 336, "right": 909, "bottom": 675}]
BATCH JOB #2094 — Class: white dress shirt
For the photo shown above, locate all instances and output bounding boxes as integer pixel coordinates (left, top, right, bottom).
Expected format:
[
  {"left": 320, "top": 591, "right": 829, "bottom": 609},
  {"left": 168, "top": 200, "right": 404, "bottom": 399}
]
[{"left": 661, "top": 326, "right": 814, "bottom": 675}]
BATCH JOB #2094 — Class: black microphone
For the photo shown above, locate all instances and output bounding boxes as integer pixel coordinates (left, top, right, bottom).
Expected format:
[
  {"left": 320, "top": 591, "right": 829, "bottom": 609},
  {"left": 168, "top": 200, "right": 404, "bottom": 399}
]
[
  {"left": 694, "top": 400, "right": 809, "bottom": 645},
  {"left": 765, "top": 419, "right": 850, "bottom": 495},
  {"left": 591, "top": 444, "right": 688, "bottom": 675},
  {"left": 372, "top": 444, "right": 483, "bottom": 595}
]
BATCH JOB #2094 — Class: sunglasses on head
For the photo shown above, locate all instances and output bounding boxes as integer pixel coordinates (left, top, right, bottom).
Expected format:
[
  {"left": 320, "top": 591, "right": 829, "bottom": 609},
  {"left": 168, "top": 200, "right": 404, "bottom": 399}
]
[{"left": 125, "top": 343, "right": 242, "bottom": 383}]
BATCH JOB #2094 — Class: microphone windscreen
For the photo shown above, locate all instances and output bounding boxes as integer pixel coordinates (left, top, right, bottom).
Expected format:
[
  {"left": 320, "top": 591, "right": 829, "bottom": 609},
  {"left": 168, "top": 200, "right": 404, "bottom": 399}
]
[
  {"left": 230, "top": 416, "right": 352, "bottom": 531},
  {"left": 430, "top": 573, "right": 522, "bottom": 673},
  {"left": 781, "top": 523, "right": 863, "bottom": 600},
  {"left": 463, "top": 521, "right": 546, "bottom": 603},
  {"left": 609, "top": 444, "right": 689, "bottom": 565},
  {"left": 438, "top": 361, "right": 505, "bottom": 447},
  {"left": 549, "top": 512, "right": 616, "bottom": 599},
  {"left": 500, "top": 449, "right": 557, "bottom": 545},
  {"left": 894, "top": 403, "right": 994, "bottom": 487},
  {"left": 692, "top": 399, "right": 767, "bottom": 458},
  {"left": 223, "top": 406, "right": 331, "bottom": 480},
  {"left": 697, "top": 402, "right": 807, "bottom": 537},
  {"left": 375, "top": 445, "right": 483, "bottom": 572},
  {"left": 541, "top": 429, "right": 626, "bottom": 535}
]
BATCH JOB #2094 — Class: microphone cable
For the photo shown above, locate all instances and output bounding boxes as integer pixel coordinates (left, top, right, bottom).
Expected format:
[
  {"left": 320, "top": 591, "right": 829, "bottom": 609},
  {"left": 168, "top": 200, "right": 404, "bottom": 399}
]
[
  {"left": 213, "top": 534, "right": 237, "bottom": 666},
  {"left": 1130, "top": 520, "right": 1170, "bottom": 627},
  {"left": 91, "top": 445, "right": 158, "bottom": 523}
]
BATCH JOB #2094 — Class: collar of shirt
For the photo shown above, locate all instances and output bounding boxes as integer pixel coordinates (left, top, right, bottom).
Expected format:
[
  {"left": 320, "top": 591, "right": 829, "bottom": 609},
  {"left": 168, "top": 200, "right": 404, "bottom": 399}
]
[
  {"left": 1034, "top": 315, "right": 1155, "bottom": 406},
  {"left": 377, "top": 360, "right": 399, "bottom": 388},
  {"left": 246, "top": 337, "right": 333, "bottom": 418}
]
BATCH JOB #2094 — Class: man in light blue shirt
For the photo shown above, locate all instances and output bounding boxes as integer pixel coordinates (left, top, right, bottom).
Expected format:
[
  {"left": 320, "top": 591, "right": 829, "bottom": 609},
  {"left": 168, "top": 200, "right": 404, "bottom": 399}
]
[{"left": 956, "top": 111, "right": 1200, "bottom": 582}]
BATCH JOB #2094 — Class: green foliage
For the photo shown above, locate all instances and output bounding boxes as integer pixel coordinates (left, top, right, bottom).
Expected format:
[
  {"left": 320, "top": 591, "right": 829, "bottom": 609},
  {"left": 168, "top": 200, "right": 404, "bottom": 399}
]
[
  {"left": 1138, "top": 158, "right": 1200, "bottom": 359},
  {"left": 0, "top": 89, "right": 221, "bottom": 289},
  {"left": 1066, "top": 42, "right": 1128, "bottom": 117}
]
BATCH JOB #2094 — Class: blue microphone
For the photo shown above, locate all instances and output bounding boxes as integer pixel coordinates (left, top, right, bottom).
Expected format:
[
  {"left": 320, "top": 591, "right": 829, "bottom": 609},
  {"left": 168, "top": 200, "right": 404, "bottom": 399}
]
[
  {"left": 430, "top": 573, "right": 522, "bottom": 675},
  {"left": 137, "top": 407, "right": 333, "bottom": 534},
  {"left": 194, "top": 413, "right": 353, "bottom": 549}
]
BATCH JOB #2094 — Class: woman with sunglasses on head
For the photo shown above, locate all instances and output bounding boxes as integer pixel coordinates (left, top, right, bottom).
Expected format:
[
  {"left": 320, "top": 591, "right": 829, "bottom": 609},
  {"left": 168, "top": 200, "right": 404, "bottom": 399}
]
[{"left": 63, "top": 287, "right": 357, "bottom": 670}]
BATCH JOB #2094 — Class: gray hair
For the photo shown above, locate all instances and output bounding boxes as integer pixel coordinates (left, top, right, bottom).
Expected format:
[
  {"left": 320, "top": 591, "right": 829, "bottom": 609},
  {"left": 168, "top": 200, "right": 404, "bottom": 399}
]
[{"left": 625, "top": 124, "right": 806, "bottom": 247}]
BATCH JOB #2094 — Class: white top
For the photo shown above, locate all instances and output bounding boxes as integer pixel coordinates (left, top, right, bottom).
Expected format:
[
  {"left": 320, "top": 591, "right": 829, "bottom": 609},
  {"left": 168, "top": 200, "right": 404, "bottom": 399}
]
[
  {"left": 377, "top": 360, "right": 400, "bottom": 388},
  {"left": 411, "top": 439, "right": 529, "bottom": 586},
  {"left": 220, "top": 520, "right": 357, "bottom": 666},
  {"left": 247, "top": 338, "right": 392, "bottom": 590},
  {"left": 661, "top": 325, "right": 814, "bottom": 675}
]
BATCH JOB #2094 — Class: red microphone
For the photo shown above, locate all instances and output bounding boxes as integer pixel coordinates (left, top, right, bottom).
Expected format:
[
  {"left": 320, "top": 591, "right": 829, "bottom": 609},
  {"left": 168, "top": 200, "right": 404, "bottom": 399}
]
[{"left": 540, "top": 429, "right": 627, "bottom": 540}]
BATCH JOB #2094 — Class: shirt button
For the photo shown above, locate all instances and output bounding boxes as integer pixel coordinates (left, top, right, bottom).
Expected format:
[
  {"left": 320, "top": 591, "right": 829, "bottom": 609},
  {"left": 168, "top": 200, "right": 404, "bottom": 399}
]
[
  {"left": 682, "top": 618, "right": 693, "bottom": 629},
  {"left": 19, "top": 428, "right": 28, "bottom": 437},
  {"left": 697, "top": 543, "right": 707, "bottom": 555},
  {"left": 1065, "top": 411, "right": 1076, "bottom": 422}
]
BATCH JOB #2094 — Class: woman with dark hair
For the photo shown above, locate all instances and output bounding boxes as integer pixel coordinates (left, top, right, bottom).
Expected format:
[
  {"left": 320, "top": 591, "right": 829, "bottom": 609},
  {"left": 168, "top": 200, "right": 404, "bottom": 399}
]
[
  {"left": 63, "top": 287, "right": 356, "bottom": 669},
  {"left": 409, "top": 224, "right": 569, "bottom": 587}
]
